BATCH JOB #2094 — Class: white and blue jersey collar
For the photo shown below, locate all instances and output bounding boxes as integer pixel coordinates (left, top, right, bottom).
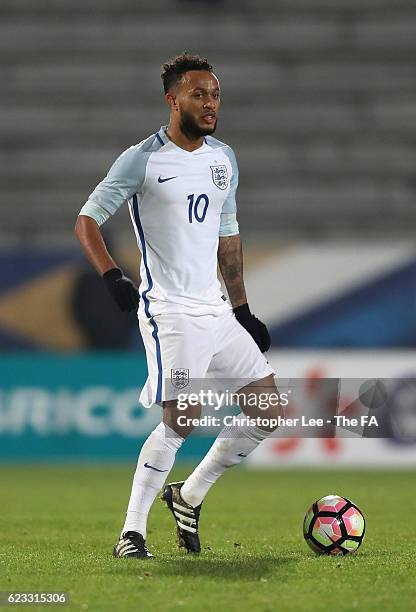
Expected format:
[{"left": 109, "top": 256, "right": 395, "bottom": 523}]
[{"left": 155, "top": 125, "right": 210, "bottom": 153}]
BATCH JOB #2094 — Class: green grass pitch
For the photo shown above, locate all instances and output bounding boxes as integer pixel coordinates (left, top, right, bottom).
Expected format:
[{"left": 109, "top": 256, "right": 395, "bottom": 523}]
[{"left": 1, "top": 466, "right": 416, "bottom": 611}]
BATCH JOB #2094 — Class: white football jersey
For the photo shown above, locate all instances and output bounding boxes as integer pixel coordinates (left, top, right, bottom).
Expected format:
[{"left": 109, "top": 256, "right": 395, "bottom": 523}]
[{"left": 82, "top": 126, "right": 239, "bottom": 317}]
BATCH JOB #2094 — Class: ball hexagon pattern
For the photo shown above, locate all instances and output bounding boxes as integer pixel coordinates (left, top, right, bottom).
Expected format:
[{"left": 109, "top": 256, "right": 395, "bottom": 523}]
[{"left": 303, "top": 494, "right": 365, "bottom": 556}]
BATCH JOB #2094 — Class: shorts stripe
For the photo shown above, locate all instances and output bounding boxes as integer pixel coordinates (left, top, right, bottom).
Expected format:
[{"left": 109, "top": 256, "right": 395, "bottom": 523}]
[{"left": 132, "top": 194, "right": 163, "bottom": 402}]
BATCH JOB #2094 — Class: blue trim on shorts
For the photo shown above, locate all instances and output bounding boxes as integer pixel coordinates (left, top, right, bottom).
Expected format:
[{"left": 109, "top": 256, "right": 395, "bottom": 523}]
[{"left": 132, "top": 194, "right": 163, "bottom": 402}]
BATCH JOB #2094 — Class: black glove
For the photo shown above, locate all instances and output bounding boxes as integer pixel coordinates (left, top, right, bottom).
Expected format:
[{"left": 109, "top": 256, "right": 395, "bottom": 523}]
[
  {"left": 233, "top": 303, "right": 271, "bottom": 352},
  {"left": 103, "top": 268, "right": 139, "bottom": 312}
]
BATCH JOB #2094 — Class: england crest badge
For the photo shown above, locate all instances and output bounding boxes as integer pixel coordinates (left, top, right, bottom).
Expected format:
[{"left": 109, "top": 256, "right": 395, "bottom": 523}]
[
  {"left": 210, "top": 165, "right": 229, "bottom": 190},
  {"left": 171, "top": 368, "right": 190, "bottom": 389}
]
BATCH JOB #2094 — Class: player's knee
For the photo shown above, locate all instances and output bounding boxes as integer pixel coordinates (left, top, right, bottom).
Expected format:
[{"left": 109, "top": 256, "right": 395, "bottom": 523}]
[
  {"left": 240, "top": 386, "right": 283, "bottom": 431},
  {"left": 163, "top": 412, "right": 194, "bottom": 439},
  {"left": 265, "top": 406, "right": 281, "bottom": 432},
  {"left": 162, "top": 399, "right": 201, "bottom": 439}
]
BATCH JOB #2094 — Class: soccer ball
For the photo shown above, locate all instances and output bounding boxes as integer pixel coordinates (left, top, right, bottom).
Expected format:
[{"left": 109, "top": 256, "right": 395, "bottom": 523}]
[{"left": 303, "top": 494, "right": 365, "bottom": 556}]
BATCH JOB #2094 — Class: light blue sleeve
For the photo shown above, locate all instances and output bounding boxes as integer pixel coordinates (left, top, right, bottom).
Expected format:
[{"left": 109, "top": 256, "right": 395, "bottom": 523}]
[
  {"left": 222, "top": 146, "right": 239, "bottom": 214},
  {"left": 219, "top": 213, "right": 239, "bottom": 236},
  {"left": 79, "top": 145, "right": 148, "bottom": 225},
  {"left": 219, "top": 146, "right": 239, "bottom": 235}
]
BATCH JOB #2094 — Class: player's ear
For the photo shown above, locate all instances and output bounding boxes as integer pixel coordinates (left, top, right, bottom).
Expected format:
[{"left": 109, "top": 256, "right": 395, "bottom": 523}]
[{"left": 165, "top": 92, "right": 178, "bottom": 111}]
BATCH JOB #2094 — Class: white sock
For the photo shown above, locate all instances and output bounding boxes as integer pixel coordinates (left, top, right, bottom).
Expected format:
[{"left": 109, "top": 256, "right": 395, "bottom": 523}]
[
  {"left": 121, "top": 422, "right": 183, "bottom": 538},
  {"left": 181, "top": 414, "right": 272, "bottom": 507}
]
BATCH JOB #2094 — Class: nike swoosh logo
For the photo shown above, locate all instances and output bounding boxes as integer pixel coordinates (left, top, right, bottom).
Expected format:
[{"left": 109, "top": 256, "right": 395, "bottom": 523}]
[
  {"left": 158, "top": 175, "right": 177, "bottom": 183},
  {"left": 237, "top": 453, "right": 248, "bottom": 458},
  {"left": 144, "top": 462, "right": 168, "bottom": 472}
]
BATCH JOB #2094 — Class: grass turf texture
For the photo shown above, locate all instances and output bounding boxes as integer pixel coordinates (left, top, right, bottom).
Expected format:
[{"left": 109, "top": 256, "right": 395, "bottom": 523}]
[{"left": 1, "top": 466, "right": 415, "bottom": 612}]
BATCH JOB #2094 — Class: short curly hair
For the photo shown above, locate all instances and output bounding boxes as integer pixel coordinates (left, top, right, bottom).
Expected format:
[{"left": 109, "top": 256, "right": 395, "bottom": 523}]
[{"left": 161, "top": 53, "right": 213, "bottom": 93}]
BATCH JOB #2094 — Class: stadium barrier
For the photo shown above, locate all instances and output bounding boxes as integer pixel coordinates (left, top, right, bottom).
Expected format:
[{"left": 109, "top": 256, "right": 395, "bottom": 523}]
[
  {"left": 0, "top": 351, "right": 415, "bottom": 464},
  {"left": 0, "top": 353, "right": 214, "bottom": 461}
]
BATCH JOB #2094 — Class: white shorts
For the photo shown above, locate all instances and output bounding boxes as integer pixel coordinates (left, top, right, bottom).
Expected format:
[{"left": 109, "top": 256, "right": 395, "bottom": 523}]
[{"left": 138, "top": 308, "right": 275, "bottom": 408}]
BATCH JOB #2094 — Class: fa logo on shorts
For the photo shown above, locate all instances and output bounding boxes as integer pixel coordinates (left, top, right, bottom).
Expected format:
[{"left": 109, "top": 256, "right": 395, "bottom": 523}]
[
  {"left": 171, "top": 368, "right": 189, "bottom": 389},
  {"left": 210, "top": 165, "right": 228, "bottom": 190}
]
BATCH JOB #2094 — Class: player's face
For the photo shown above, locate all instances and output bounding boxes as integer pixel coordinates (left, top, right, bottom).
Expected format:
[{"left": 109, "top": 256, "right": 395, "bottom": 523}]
[{"left": 174, "top": 71, "right": 221, "bottom": 138}]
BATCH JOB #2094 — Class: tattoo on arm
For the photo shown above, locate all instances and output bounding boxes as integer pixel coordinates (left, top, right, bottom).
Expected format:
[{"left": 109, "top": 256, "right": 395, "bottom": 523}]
[{"left": 218, "top": 235, "right": 247, "bottom": 308}]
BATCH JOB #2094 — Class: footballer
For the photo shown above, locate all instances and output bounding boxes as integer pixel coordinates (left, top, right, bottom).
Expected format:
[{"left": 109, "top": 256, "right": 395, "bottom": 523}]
[{"left": 75, "top": 54, "right": 280, "bottom": 558}]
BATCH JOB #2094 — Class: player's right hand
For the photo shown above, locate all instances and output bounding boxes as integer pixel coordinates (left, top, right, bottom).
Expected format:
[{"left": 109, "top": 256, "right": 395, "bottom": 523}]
[{"left": 102, "top": 267, "right": 139, "bottom": 312}]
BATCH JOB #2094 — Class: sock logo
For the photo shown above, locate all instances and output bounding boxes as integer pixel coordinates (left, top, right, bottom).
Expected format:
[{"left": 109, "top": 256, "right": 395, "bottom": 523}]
[
  {"left": 144, "top": 462, "right": 168, "bottom": 473},
  {"left": 237, "top": 453, "right": 248, "bottom": 457}
]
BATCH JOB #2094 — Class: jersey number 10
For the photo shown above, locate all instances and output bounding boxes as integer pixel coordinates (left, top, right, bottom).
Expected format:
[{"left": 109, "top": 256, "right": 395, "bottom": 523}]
[{"left": 187, "top": 194, "right": 209, "bottom": 223}]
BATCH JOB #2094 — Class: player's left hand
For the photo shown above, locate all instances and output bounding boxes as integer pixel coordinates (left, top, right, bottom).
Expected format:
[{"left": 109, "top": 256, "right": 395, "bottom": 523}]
[{"left": 233, "top": 303, "right": 271, "bottom": 352}]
